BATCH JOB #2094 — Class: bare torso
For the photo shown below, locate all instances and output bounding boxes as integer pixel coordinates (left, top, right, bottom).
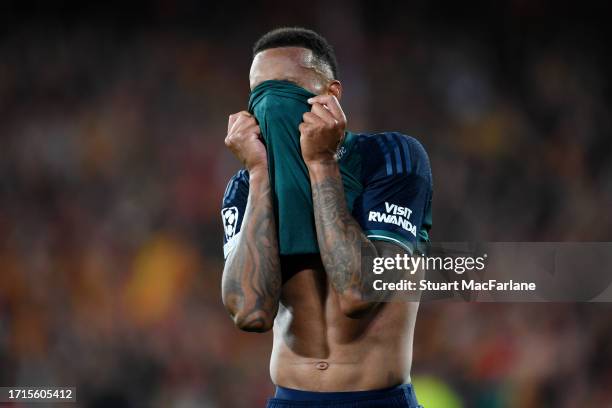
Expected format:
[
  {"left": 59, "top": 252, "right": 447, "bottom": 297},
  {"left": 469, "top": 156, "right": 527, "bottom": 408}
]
[{"left": 270, "top": 255, "right": 419, "bottom": 391}]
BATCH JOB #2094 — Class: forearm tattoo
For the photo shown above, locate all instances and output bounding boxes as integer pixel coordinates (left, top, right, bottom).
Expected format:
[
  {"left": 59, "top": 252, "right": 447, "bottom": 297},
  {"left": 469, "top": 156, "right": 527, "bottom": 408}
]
[
  {"left": 223, "top": 176, "right": 281, "bottom": 328},
  {"left": 311, "top": 170, "right": 377, "bottom": 298}
]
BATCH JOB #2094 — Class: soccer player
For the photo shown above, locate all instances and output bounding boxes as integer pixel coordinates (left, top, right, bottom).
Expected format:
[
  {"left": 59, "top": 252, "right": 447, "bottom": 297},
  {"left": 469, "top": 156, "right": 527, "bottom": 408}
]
[{"left": 221, "top": 27, "right": 432, "bottom": 408}]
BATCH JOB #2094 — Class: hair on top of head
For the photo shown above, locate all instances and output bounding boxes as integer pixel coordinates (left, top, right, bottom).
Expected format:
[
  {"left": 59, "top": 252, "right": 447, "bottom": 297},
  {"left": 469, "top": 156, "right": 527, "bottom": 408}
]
[{"left": 253, "top": 27, "right": 338, "bottom": 79}]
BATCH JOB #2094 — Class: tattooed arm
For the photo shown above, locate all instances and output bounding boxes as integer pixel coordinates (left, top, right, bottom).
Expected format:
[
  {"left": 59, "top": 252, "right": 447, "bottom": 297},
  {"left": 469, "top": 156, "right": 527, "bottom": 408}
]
[
  {"left": 222, "top": 167, "right": 280, "bottom": 332},
  {"left": 307, "top": 161, "right": 383, "bottom": 316},
  {"left": 222, "top": 111, "right": 281, "bottom": 332},
  {"left": 300, "top": 94, "right": 386, "bottom": 316}
]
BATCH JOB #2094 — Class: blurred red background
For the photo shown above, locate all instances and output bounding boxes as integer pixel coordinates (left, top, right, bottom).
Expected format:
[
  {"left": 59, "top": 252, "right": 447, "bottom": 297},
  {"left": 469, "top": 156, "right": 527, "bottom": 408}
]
[{"left": 0, "top": 1, "right": 611, "bottom": 406}]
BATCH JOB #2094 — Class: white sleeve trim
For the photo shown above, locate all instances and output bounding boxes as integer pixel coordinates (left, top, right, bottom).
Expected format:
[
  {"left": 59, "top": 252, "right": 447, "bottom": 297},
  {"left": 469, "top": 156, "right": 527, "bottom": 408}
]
[
  {"left": 366, "top": 234, "right": 414, "bottom": 255},
  {"left": 223, "top": 232, "right": 241, "bottom": 259}
]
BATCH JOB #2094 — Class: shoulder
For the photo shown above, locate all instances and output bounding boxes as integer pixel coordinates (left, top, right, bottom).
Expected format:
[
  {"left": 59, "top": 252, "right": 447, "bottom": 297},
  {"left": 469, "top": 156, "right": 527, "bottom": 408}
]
[
  {"left": 221, "top": 168, "right": 250, "bottom": 207},
  {"left": 353, "top": 132, "right": 432, "bottom": 182}
]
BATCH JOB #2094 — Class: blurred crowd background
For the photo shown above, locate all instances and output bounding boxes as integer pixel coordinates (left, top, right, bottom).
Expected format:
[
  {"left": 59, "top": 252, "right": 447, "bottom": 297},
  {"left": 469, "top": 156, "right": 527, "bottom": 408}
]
[{"left": 1, "top": 1, "right": 611, "bottom": 407}]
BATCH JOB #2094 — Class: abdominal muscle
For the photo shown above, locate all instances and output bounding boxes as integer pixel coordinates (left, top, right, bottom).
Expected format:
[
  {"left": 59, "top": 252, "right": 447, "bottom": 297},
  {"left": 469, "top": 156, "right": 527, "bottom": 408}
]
[{"left": 269, "top": 257, "right": 419, "bottom": 392}]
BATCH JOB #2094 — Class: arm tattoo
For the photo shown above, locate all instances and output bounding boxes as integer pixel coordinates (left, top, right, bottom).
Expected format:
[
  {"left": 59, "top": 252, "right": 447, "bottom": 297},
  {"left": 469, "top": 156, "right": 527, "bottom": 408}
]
[
  {"left": 222, "top": 172, "right": 281, "bottom": 328},
  {"left": 310, "top": 166, "right": 377, "bottom": 298}
]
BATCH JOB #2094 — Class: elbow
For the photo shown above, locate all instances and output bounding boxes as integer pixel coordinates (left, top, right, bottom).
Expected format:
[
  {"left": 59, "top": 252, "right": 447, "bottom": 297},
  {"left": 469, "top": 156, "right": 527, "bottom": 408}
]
[
  {"left": 222, "top": 296, "right": 275, "bottom": 333},
  {"left": 221, "top": 283, "right": 277, "bottom": 333},
  {"left": 338, "top": 291, "right": 376, "bottom": 318},
  {"left": 233, "top": 309, "right": 275, "bottom": 333}
]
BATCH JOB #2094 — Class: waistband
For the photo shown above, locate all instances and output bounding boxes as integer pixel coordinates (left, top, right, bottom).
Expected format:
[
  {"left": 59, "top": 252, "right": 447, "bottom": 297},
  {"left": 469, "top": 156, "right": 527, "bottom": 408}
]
[{"left": 273, "top": 383, "right": 419, "bottom": 405}]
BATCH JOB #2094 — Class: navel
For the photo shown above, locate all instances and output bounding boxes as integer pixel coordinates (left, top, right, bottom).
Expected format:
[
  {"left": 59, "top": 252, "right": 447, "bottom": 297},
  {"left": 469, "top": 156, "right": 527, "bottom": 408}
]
[{"left": 315, "top": 361, "right": 329, "bottom": 370}]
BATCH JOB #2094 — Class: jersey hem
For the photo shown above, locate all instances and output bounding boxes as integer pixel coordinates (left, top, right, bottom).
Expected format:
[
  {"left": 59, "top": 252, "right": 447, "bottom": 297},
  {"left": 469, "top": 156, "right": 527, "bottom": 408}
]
[{"left": 365, "top": 229, "right": 414, "bottom": 254}]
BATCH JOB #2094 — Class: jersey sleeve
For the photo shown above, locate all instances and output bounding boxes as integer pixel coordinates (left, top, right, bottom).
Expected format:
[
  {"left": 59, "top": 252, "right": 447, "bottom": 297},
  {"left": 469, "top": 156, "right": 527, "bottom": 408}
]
[
  {"left": 221, "top": 169, "right": 250, "bottom": 259},
  {"left": 352, "top": 133, "right": 433, "bottom": 254}
]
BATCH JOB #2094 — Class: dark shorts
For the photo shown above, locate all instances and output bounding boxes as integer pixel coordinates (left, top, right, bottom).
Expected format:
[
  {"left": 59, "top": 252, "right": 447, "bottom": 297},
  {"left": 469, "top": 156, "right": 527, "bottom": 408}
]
[{"left": 265, "top": 384, "right": 422, "bottom": 408}]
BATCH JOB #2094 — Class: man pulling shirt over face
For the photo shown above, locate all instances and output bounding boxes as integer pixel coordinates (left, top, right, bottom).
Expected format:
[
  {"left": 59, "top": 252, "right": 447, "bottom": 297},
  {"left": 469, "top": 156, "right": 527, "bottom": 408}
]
[{"left": 221, "top": 27, "right": 431, "bottom": 408}]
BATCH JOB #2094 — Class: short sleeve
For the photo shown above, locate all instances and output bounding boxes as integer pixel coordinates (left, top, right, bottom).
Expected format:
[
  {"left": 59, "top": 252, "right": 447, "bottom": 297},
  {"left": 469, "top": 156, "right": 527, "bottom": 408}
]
[
  {"left": 221, "top": 169, "right": 249, "bottom": 259},
  {"left": 352, "top": 133, "right": 432, "bottom": 254}
]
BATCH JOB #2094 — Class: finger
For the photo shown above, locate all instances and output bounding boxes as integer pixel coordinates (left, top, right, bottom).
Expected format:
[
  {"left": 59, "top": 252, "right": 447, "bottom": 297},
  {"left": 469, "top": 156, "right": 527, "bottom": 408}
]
[
  {"left": 236, "top": 119, "right": 260, "bottom": 134},
  {"left": 310, "top": 103, "right": 337, "bottom": 126},
  {"left": 226, "top": 130, "right": 260, "bottom": 151},
  {"left": 228, "top": 115, "right": 237, "bottom": 133},
  {"left": 307, "top": 95, "right": 344, "bottom": 122},
  {"left": 302, "top": 111, "right": 325, "bottom": 126},
  {"left": 298, "top": 122, "right": 314, "bottom": 136},
  {"left": 246, "top": 131, "right": 262, "bottom": 142},
  {"left": 232, "top": 119, "right": 259, "bottom": 138},
  {"left": 229, "top": 111, "right": 253, "bottom": 133},
  {"left": 228, "top": 111, "right": 248, "bottom": 132}
]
